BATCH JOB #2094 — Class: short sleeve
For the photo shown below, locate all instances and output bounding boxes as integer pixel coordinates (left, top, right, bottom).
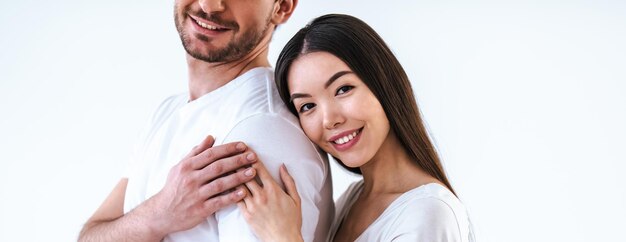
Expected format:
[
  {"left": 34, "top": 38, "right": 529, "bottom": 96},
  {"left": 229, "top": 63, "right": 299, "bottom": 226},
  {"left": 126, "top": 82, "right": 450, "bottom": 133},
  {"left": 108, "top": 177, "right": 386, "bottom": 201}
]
[{"left": 214, "top": 113, "right": 333, "bottom": 242}]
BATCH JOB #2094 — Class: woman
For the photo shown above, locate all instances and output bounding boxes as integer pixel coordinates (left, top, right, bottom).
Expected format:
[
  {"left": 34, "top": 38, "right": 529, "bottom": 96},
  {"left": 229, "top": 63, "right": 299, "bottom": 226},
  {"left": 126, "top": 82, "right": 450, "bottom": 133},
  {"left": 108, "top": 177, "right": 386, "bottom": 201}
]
[{"left": 238, "top": 14, "right": 473, "bottom": 241}]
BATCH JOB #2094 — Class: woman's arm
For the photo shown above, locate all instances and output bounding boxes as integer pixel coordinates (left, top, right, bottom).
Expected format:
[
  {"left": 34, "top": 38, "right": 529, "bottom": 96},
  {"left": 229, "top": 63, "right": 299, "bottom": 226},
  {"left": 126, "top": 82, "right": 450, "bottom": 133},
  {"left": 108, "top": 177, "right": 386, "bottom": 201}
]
[{"left": 238, "top": 162, "right": 304, "bottom": 242}]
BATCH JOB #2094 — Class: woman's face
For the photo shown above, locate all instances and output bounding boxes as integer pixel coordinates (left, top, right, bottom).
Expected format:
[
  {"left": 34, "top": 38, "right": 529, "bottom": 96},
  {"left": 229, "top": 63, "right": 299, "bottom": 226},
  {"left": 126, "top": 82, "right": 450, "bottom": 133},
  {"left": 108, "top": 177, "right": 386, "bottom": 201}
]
[{"left": 287, "top": 52, "right": 390, "bottom": 168}]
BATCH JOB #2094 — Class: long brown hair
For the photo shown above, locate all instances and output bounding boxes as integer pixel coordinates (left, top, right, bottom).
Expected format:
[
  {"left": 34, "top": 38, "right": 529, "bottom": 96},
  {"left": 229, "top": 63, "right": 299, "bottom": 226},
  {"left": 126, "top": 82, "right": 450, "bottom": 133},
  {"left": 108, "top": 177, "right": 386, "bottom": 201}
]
[{"left": 275, "top": 14, "right": 456, "bottom": 195}]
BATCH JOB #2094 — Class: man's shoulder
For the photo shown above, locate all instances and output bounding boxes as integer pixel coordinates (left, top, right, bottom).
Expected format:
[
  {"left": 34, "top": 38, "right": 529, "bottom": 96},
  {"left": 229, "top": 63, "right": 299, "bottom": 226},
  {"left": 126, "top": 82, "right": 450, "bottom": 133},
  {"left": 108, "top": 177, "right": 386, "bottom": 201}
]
[
  {"left": 221, "top": 112, "right": 322, "bottom": 163},
  {"left": 228, "top": 68, "right": 296, "bottom": 123},
  {"left": 224, "top": 112, "right": 302, "bottom": 141}
]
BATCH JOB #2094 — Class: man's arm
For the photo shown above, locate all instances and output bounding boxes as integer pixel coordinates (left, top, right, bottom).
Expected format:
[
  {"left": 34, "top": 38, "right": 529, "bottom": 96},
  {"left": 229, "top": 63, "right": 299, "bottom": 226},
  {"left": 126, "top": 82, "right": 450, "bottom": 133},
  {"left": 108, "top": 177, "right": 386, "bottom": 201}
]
[
  {"left": 78, "top": 178, "right": 164, "bottom": 241},
  {"left": 78, "top": 135, "right": 259, "bottom": 242}
]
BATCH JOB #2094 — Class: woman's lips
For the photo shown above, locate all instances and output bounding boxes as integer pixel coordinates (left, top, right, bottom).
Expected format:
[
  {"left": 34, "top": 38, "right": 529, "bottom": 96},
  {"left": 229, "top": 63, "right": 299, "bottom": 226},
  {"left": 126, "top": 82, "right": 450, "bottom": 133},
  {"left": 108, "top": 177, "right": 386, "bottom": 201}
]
[{"left": 330, "top": 128, "right": 363, "bottom": 152}]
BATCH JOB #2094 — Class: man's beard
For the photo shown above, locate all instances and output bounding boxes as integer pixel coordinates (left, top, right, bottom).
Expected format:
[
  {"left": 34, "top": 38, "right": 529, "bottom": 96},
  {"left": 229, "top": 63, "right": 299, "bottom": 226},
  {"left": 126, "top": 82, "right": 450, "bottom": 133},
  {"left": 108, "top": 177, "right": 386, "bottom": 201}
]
[{"left": 174, "top": 7, "right": 271, "bottom": 63}]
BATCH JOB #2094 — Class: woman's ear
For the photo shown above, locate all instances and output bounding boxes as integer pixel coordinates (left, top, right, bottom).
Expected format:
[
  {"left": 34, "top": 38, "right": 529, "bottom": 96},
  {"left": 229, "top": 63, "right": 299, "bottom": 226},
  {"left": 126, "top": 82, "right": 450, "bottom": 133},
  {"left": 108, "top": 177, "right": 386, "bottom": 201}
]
[{"left": 271, "top": 0, "right": 298, "bottom": 25}]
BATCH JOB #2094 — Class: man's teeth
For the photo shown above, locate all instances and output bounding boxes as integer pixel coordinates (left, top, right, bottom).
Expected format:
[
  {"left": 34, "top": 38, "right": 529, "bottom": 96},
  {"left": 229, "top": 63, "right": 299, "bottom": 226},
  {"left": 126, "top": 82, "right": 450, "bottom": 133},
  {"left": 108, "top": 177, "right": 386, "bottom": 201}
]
[
  {"left": 334, "top": 130, "right": 359, "bottom": 145},
  {"left": 195, "top": 19, "right": 219, "bottom": 30}
]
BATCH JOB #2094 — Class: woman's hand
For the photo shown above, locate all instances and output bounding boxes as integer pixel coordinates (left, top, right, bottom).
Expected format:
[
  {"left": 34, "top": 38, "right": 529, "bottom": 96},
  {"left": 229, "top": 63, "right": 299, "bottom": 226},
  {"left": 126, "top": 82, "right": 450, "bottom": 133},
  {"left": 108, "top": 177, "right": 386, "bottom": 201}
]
[{"left": 238, "top": 162, "right": 303, "bottom": 242}]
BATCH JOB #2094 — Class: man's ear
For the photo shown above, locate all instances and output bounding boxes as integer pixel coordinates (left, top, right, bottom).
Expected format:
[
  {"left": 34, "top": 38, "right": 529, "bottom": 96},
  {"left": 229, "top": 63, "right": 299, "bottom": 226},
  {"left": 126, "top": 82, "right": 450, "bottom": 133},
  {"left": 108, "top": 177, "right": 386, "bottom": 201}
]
[{"left": 271, "top": 0, "right": 298, "bottom": 25}]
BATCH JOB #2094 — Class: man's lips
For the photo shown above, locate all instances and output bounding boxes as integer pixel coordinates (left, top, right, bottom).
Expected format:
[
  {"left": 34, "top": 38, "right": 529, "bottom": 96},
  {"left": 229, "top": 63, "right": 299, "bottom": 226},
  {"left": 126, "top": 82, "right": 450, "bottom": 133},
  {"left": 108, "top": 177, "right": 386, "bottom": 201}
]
[{"left": 188, "top": 14, "right": 232, "bottom": 31}]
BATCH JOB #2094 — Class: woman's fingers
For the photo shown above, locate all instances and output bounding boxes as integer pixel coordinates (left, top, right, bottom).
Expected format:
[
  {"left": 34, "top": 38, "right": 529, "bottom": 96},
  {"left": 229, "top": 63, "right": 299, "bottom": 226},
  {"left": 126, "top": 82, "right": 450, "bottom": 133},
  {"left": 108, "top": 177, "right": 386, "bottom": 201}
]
[
  {"left": 280, "top": 164, "right": 300, "bottom": 205},
  {"left": 246, "top": 160, "right": 278, "bottom": 195},
  {"left": 237, "top": 200, "right": 248, "bottom": 213},
  {"left": 236, "top": 162, "right": 303, "bottom": 241},
  {"left": 252, "top": 160, "right": 274, "bottom": 184},
  {"left": 244, "top": 178, "right": 262, "bottom": 197},
  {"left": 243, "top": 161, "right": 300, "bottom": 207}
]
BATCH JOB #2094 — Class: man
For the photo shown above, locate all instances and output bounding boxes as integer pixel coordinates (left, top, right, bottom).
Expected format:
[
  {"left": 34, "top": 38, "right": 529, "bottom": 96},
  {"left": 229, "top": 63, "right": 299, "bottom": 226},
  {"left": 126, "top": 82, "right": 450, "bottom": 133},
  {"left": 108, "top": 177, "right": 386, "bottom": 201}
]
[{"left": 78, "top": 0, "right": 333, "bottom": 241}]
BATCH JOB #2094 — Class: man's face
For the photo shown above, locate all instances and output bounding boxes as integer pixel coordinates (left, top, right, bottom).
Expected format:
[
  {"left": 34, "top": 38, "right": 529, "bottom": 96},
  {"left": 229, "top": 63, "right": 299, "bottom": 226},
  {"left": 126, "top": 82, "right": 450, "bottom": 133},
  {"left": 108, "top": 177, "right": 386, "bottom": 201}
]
[{"left": 174, "top": 0, "right": 276, "bottom": 63}]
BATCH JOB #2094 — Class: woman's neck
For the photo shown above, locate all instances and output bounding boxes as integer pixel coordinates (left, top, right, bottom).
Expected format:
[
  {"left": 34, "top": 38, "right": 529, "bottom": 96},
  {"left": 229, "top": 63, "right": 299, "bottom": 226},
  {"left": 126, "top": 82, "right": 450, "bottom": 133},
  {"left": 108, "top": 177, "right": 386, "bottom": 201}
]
[{"left": 359, "top": 131, "right": 439, "bottom": 197}]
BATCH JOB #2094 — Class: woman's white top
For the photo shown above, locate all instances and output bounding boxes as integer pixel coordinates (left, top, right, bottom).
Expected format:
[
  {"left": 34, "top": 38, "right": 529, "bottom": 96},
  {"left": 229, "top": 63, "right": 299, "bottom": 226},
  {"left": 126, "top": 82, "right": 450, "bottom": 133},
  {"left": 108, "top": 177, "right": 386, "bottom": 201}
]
[{"left": 329, "top": 180, "right": 473, "bottom": 242}]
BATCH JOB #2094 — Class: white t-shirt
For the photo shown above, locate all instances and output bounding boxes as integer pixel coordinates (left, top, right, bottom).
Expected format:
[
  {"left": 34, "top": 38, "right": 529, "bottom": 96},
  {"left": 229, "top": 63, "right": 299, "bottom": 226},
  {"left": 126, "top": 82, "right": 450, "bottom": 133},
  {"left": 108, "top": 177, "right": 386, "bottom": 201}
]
[
  {"left": 329, "top": 181, "right": 473, "bottom": 242},
  {"left": 124, "top": 67, "right": 333, "bottom": 242}
]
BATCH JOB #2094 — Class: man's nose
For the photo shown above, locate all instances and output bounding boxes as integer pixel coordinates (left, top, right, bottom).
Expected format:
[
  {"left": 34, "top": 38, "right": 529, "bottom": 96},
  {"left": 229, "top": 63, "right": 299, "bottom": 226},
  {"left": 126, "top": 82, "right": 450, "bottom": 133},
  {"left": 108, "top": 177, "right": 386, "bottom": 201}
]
[{"left": 198, "top": 0, "right": 225, "bottom": 13}]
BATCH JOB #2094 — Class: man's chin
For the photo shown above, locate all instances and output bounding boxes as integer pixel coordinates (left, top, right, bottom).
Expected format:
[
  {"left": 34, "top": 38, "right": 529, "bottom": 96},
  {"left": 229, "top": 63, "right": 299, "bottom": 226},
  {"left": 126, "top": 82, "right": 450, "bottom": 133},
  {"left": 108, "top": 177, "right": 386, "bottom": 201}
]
[
  {"left": 184, "top": 47, "right": 233, "bottom": 63},
  {"left": 180, "top": 40, "right": 219, "bottom": 61}
]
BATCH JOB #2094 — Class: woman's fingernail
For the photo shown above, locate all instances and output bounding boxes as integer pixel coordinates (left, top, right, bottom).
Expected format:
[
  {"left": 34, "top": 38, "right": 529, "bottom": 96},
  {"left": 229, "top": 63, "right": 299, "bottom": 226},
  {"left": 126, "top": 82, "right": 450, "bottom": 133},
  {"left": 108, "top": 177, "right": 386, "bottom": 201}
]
[{"left": 236, "top": 189, "right": 245, "bottom": 197}]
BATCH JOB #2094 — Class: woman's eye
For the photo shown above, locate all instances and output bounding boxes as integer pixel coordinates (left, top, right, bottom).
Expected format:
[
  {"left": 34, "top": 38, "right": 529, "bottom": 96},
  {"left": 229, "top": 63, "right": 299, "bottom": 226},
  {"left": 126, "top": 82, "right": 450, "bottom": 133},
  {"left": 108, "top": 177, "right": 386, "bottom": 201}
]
[
  {"left": 299, "top": 103, "right": 316, "bottom": 113},
  {"left": 336, "top": 85, "right": 354, "bottom": 95}
]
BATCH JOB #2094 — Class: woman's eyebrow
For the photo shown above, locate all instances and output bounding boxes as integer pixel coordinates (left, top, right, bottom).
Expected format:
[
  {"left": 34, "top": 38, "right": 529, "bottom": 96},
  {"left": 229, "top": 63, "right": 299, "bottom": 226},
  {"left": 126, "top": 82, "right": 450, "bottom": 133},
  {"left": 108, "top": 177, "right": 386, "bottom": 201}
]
[
  {"left": 290, "top": 93, "right": 311, "bottom": 102},
  {"left": 290, "top": 70, "right": 353, "bottom": 102},
  {"left": 324, "top": 70, "right": 353, "bottom": 89}
]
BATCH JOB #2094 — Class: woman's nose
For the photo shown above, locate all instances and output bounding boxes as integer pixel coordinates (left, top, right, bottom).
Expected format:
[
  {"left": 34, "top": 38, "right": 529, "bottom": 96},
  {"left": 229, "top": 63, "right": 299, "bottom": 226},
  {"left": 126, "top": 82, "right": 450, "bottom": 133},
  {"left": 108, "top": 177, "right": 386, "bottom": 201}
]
[{"left": 322, "top": 105, "right": 345, "bottom": 130}]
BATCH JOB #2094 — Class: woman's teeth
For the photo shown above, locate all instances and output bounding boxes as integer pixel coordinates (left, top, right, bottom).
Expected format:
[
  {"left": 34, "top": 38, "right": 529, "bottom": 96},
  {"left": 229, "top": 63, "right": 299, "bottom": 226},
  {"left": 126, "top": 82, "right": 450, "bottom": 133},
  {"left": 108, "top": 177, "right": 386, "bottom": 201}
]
[{"left": 334, "top": 130, "right": 360, "bottom": 145}]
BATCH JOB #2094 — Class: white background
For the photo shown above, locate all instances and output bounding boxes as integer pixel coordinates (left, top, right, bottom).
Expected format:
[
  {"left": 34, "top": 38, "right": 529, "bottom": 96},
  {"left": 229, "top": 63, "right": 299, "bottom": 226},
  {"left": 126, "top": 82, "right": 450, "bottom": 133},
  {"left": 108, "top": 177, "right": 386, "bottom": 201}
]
[{"left": 1, "top": 0, "right": 625, "bottom": 241}]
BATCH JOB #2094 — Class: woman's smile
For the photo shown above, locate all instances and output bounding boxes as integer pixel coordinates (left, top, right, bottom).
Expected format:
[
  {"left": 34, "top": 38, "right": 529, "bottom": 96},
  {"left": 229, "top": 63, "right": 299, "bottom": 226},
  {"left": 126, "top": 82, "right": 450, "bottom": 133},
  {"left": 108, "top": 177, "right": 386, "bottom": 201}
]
[{"left": 329, "top": 127, "right": 363, "bottom": 151}]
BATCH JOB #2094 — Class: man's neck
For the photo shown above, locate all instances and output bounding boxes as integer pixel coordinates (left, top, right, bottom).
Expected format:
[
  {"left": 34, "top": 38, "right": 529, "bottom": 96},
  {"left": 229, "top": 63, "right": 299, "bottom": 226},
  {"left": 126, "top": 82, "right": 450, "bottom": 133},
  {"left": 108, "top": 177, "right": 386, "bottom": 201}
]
[{"left": 186, "top": 36, "right": 272, "bottom": 101}]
